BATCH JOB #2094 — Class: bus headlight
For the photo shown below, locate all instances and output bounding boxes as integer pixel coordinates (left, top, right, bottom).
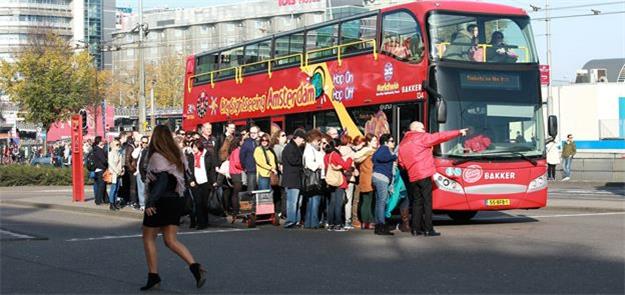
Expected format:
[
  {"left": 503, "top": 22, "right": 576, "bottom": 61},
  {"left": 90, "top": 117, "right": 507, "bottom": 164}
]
[
  {"left": 433, "top": 173, "right": 465, "bottom": 194},
  {"left": 527, "top": 173, "right": 548, "bottom": 193}
]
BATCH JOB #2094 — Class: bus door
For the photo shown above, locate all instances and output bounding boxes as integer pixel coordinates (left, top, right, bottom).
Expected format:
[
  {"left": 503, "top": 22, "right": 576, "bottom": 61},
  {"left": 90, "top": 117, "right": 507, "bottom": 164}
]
[{"left": 392, "top": 102, "right": 423, "bottom": 141}]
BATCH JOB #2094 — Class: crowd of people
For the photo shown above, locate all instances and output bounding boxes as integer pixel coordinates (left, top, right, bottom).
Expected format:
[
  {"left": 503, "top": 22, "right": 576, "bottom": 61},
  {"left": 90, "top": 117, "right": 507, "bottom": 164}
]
[
  {"left": 88, "top": 120, "right": 470, "bottom": 237},
  {"left": 85, "top": 131, "right": 149, "bottom": 211},
  {"left": 0, "top": 141, "right": 65, "bottom": 166}
]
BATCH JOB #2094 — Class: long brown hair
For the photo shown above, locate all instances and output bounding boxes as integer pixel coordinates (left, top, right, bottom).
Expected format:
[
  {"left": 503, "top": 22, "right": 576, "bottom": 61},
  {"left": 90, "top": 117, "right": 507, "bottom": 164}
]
[{"left": 148, "top": 125, "right": 184, "bottom": 172}]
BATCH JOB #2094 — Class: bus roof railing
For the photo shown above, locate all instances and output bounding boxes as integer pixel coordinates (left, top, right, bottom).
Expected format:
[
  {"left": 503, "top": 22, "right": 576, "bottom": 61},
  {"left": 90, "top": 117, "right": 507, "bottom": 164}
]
[{"left": 188, "top": 39, "right": 377, "bottom": 92}]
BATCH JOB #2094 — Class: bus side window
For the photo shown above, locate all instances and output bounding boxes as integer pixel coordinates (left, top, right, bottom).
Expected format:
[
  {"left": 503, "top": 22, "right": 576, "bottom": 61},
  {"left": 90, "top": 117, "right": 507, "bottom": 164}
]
[
  {"left": 258, "top": 40, "right": 272, "bottom": 68},
  {"left": 340, "top": 14, "right": 377, "bottom": 55},
  {"left": 274, "top": 35, "right": 290, "bottom": 66},
  {"left": 217, "top": 46, "right": 243, "bottom": 79},
  {"left": 243, "top": 43, "right": 259, "bottom": 73},
  {"left": 274, "top": 32, "right": 304, "bottom": 67},
  {"left": 382, "top": 11, "right": 424, "bottom": 63},
  {"left": 306, "top": 24, "right": 338, "bottom": 62},
  {"left": 195, "top": 53, "right": 217, "bottom": 83}
]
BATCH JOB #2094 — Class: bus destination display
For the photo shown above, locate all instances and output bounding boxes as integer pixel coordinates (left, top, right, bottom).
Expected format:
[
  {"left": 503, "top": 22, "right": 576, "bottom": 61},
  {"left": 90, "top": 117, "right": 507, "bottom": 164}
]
[{"left": 460, "top": 71, "right": 521, "bottom": 91}]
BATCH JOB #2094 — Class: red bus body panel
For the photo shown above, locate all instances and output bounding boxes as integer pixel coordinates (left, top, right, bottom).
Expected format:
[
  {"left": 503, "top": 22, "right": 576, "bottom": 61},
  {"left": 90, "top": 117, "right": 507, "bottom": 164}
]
[
  {"left": 433, "top": 158, "right": 547, "bottom": 211},
  {"left": 182, "top": 1, "right": 545, "bottom": 212},
  {"left": 182, "top": 54, "right": 427, "bottom": 130}
]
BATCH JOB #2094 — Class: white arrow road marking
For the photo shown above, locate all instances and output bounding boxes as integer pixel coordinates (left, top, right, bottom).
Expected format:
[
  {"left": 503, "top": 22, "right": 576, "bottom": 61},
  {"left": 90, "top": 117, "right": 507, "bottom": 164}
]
[{"left": 0, "top": 229, "right": 38, "bottom": 239}]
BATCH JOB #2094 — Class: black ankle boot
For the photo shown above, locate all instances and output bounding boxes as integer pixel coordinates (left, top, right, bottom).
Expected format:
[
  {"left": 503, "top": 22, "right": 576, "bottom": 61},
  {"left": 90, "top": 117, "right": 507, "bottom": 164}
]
[
  {"left": 189, "top": 263, "right": 206, "bottom": 288},
  {"left": 140, "top": 273, "right": 161, "bottom": 291}
]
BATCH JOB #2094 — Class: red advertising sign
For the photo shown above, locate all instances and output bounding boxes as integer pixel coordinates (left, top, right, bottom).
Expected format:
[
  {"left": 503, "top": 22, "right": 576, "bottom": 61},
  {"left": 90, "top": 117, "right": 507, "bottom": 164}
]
[
  {"left": 71, "top": 115, "right": 85, "bottom": 202},
  {"left": 278, "top": 0, "right": 320, "bottom": 6},
  {"left": 539, "top": 64, "right": 550, "bottom": 86}
]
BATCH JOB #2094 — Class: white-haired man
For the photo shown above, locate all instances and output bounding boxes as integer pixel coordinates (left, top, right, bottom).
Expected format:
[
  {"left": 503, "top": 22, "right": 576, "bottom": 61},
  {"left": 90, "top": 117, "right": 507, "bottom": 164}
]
[{"left": 398, "top": 121, "right": 467, "bottom": 237}]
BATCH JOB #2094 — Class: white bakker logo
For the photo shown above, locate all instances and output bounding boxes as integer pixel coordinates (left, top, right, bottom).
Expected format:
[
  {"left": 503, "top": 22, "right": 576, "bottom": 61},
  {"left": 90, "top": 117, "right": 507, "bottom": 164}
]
[
  {"left": 484, "top": 172, "right": 516, "bottom": 180},
  {"left": 462, "top": 165, "right": 483, "bottom": 184}
]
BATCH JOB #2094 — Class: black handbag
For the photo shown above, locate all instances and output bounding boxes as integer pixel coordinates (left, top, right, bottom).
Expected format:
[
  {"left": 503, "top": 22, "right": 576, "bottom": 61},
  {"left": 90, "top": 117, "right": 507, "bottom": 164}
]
[
  {"left": 207, "top": 189, "right": 225, "bottom": 216},
  {"left": 301, "top": 150, "right": 323, "bottom": 196},
  {"left": 183, "top": 188, "right": 194, "bottom": 215},
  {"left": 302, "top": 168, "right": 322, "bottom": 196}
]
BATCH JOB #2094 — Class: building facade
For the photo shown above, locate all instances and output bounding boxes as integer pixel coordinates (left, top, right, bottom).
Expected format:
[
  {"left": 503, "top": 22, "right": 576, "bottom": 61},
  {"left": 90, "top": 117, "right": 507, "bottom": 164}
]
[
  {"left": 0, "top": 0, "right": 115, "bottom": 139},
  {"left": 111, "top": 0, "right": 332, "bottom": 76},
  {"left": 0, "top": 0, "right": 115, "bottom": 68}
]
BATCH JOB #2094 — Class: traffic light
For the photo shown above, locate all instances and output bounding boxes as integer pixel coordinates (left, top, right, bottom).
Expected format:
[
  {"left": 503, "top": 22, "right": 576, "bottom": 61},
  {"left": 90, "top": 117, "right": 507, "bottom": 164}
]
[{"left": 79, "top": 110, "right": 88, "bottom": 134}]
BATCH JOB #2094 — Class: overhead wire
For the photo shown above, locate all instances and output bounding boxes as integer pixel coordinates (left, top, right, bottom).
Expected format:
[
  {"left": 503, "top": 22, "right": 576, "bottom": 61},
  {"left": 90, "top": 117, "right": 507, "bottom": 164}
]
[
  {"left": 532, "top": 10, "right": 625, "bottom": 21},
  {"left": 528, "top": 1, "right": 625, "bottom": 13}
]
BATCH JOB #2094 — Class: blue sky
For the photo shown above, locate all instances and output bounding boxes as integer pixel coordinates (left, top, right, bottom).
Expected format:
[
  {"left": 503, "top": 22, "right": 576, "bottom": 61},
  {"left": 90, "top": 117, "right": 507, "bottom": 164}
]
[{"left": 117, "top": 0, "right": 625, "bottom": 83}]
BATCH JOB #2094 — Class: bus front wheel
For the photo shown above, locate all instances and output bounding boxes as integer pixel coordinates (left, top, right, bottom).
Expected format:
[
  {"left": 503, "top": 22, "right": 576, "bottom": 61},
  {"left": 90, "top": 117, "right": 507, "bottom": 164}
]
[{"left": 447, "top": 211, "right": 478, "bottom": 223}]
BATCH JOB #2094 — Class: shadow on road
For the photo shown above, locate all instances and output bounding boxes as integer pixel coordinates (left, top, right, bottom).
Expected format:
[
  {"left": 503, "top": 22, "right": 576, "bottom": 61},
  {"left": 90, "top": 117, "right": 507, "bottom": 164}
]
[{"left": 1, "top": 205, "right": 623, "bottom": 294}]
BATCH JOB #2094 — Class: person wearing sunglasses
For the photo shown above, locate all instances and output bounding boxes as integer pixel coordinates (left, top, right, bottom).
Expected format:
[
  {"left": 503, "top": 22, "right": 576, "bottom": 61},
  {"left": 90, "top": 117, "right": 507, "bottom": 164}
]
[
  {"left": 253, "top": 133, "right": 277, "bottom": 191},
  {"left": 486, "top": 31, "right": 518, "bottom": 63},
  {"left": 561, "top": 134, "right": 576, "bottom": 181},
  {"left": 240, "top": 126, "right": 259, "bottom": 191},
  {"left": 133, "top": 136, "right": 150, "bottom": 211}
]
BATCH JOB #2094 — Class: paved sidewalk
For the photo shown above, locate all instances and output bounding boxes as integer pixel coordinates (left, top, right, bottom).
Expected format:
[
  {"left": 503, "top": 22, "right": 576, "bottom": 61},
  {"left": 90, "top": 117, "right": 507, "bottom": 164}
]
[
  {"left": 1, "top": 182, "right": 623, "bottom": 217},
  {"left": 0, "top": 187, "right": 144, "bottom": 219}
]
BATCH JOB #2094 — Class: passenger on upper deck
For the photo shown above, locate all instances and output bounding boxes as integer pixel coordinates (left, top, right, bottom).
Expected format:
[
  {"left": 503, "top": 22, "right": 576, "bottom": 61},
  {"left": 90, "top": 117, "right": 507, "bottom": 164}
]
[
  {"left": 382, "top": 35, "right": 412, "bottom": 60},
  {"left": 486, "top": 31, "right": 518, "bottom": 63},
  {"left": 445, "top": 24, "right": 480, "bottom": 61}
]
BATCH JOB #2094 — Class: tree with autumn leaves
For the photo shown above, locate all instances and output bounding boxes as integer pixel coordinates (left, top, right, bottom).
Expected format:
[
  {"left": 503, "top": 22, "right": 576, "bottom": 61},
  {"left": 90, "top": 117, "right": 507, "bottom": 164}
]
[
  {"left": 0, "top": 31, "right": 104, "bottom": 146},
  {"left": 106, "top": 53, "right": 185, "bottom": 109}
]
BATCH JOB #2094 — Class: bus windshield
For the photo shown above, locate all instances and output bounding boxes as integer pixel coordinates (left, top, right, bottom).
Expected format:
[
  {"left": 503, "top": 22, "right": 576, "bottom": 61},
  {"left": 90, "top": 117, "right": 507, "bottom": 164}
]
[
  {"left": 428, "top": 13, "right": 538, "bottom": 63},
  {"left": 433, "top": 68, "right": 545, "bottom": 158}
]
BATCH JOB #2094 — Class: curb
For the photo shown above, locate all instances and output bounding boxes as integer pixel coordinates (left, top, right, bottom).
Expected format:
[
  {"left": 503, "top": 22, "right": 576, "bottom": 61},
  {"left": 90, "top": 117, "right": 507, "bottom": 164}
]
[
  {"left": 1, "top": 200, "right": 143, "bottom": 219},
  {"left": 3, "top": 198, "right": 623, "bottom": 220}
]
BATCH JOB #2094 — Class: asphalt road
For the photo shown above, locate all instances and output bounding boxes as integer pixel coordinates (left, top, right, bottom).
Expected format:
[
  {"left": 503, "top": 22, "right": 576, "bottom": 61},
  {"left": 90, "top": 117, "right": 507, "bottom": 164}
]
[{"left": 1, "top": 201, "right": 624, "bottom": 294}]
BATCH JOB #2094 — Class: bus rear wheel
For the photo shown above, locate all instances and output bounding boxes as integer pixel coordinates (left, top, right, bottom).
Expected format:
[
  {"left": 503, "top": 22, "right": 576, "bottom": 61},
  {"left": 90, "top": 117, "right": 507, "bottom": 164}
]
[{"left": 447, "top": 211, "right": 477, "bottom": 223}]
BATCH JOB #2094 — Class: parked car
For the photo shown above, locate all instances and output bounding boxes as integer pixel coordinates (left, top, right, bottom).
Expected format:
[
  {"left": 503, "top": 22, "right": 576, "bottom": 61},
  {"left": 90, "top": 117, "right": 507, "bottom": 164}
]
[{"left": 30, "top": 155, "right": 53, "bottom": 166}]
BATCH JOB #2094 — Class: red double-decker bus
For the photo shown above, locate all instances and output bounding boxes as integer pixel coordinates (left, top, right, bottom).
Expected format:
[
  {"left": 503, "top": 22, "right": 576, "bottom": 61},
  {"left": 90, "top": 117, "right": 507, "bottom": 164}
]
[{"left": 182, "top": 1, "right": 557, "bottom": 221}]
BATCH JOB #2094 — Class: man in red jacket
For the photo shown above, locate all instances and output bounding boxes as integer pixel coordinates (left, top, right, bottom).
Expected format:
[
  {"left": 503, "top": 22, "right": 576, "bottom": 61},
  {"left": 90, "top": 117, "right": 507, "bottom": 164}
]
[{"left": 398, "top": 121, "right": 467, "bottom": 237}]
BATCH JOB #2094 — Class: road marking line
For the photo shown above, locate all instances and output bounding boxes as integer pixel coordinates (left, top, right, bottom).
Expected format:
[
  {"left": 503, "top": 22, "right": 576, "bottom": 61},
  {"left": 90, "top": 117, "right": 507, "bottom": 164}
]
[
  {"left": 474, "top": 211, "right": 625, "bottom": 221},
  {"left": 17, "top": 189, "right": 74, "bottom": 193},
  {"left": 0, "top": 229, "right": 37, "bottom": 239},
  {"left": 66, "top": 228, "right": 258, "bottom": 242},
  {"left": 524, "top": 212, "right": 625, "bottom": 218}
]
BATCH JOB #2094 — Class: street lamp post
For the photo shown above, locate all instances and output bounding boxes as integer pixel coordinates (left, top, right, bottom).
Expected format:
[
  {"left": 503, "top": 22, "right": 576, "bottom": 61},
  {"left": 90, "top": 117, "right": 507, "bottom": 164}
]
[
  {"left": 150, "top": 80, "right": 156, "bottom": 129},
  {"left": 138, "top": 0, "right": 147, "bottom": 133},
  {"left": 545, "top": 0, "right": 553, "bottom": 117}
]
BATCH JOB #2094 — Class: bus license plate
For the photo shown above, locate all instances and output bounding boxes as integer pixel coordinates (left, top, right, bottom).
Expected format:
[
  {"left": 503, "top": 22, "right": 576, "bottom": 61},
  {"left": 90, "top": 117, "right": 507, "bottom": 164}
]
[{"left": 486, "top": 199, "right": 510, "bottom": 206}]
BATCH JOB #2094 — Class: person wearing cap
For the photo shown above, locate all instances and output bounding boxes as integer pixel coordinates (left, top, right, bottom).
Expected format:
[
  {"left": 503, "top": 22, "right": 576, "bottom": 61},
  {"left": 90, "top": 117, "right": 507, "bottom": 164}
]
[
  {"left": 398, "top": 121, "right": 467, "bottom": 237},
  {"left": 281, "top": 129, "right": 307, "bottom": 228}
]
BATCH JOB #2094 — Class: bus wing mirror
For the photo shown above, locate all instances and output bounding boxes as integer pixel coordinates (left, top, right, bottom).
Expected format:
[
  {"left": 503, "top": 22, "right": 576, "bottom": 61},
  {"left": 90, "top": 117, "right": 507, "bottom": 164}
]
[
  {"left": 548, "top": 115, "right": 558, "bottom": 137},
  {"left": 437, "top": 97, "right": 447, "bottom": 123},
  {"left": 422, "top": 80, "right": 447, "bottom": 123}
]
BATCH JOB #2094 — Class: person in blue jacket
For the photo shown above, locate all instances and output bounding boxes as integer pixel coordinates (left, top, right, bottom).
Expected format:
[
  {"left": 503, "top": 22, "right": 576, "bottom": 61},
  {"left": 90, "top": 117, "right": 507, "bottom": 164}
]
[
  {"left": 371, "top": 133, "right": 397, "bottom": 235},
  {"left": 239, "top": 125, "right": 259, "bottom": 191}
]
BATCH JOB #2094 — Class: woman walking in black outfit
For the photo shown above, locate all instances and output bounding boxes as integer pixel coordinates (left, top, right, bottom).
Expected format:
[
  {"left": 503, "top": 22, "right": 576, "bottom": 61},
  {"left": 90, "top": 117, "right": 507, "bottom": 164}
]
[{"left": 140, "top": 125, "right": 206, "bottom": 291}]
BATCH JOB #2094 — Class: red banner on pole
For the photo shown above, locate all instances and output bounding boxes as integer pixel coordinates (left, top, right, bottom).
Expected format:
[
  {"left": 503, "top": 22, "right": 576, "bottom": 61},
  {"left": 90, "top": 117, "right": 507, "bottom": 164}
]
[
  {"left": 540, "top": 64, "right": 550, "bottom": 86},
  {"left": 71, "top": 114, "right": 85, "bottom": 202}
]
